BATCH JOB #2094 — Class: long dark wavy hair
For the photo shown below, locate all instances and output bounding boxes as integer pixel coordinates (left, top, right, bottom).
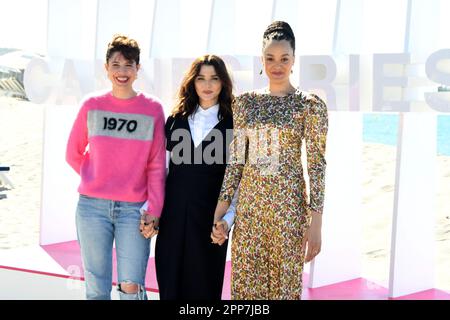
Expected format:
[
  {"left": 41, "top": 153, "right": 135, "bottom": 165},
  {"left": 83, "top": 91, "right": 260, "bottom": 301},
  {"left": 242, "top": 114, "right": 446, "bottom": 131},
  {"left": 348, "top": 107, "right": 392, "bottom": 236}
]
[{"left": 171, "top": 54, "right": 233, "bottom": 120}]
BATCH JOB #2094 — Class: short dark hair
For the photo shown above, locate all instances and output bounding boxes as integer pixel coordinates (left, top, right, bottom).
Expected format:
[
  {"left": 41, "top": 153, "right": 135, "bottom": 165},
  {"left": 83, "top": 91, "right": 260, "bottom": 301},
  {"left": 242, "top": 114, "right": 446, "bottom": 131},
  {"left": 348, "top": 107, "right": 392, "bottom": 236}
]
[
  {"left": 262, "top": 21, "right": 295, "bottom": 54},
  {"left": 106, "top": 34, "right": 140, "bottom": 65},
  {"left": 172, "top": 54, "right": 234, "bottom": 120}
]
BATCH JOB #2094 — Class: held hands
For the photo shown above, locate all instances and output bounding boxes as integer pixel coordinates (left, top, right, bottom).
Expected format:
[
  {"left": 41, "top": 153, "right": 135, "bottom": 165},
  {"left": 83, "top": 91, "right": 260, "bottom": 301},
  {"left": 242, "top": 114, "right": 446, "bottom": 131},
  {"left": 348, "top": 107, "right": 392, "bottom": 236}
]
[
  {"left": 210, "top": 200, "right": 231, "bottom": 246},
  {"left": 210, "top": 220, "right": 229, "bottom": 246},
  {"left": 140, "top": 211, "right": 159, "bottom": 239},
  {"left": 301, "top": 211, "right": 322, "bottom": 263}
]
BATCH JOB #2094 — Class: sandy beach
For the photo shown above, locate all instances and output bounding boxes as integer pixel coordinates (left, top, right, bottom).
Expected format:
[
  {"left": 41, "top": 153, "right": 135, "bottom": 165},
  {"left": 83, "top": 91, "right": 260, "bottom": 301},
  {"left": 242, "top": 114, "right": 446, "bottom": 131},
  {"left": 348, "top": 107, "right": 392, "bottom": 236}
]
[
  {"left": 0, "top": 96, "right": 449, "bottom": 293},
  {"left": 361, "top": 143, "right": 450, "bottom": 291},
  {"left": 0, "top": 97, "right": 43, "bottom": 250}
]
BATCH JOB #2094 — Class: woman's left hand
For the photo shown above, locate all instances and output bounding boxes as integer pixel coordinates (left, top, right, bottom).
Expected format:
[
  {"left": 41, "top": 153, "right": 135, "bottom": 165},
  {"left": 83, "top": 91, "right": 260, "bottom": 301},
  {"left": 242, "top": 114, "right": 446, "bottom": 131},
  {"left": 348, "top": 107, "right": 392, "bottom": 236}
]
[
  {"left": 301, "top": 211, "right": 322, "bottom": 263},
  {"left": 140, "top": 211, "right": 159, "bottom": 239}
]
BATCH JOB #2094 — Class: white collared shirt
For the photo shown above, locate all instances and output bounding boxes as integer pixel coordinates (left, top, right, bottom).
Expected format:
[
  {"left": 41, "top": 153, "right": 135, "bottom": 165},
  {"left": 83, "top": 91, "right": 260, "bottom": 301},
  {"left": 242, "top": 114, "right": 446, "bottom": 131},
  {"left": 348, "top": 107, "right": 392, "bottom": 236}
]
[{"left": 188, "top": 104, "right": 220, "bottom": 148}]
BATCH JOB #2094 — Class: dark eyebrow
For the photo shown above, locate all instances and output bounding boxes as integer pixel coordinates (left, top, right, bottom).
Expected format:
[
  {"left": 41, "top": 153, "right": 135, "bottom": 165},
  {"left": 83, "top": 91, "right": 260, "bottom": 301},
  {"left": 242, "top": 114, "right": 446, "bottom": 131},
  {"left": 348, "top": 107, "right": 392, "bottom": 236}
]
[
  {"left": 197, "top": 73, "right": 218, "bottom": 77},
  {"left": 111, "top": 59, "right": 133, "bottom": 64},
  {"left": 265, "top": 53, "right": 290, "bottom": 57}
]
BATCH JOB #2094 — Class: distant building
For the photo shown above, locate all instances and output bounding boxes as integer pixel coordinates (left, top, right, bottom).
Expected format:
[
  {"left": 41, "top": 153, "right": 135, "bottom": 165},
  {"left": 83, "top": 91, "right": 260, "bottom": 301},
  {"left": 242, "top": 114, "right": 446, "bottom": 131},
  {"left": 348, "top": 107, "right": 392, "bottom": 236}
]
[{"left": 0, "top": 50, "right": 44, "bottom": 100}]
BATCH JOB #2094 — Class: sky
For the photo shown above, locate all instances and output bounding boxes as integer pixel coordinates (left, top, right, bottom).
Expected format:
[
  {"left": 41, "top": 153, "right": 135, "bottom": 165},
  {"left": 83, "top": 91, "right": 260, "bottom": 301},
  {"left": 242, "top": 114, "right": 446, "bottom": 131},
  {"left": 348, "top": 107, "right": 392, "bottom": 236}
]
[
  {"left": 0, "top": 0, "right": 48, "bottom": 54},
  {"left": 0, "top": 0, "right": 449, "bottom": 57}
]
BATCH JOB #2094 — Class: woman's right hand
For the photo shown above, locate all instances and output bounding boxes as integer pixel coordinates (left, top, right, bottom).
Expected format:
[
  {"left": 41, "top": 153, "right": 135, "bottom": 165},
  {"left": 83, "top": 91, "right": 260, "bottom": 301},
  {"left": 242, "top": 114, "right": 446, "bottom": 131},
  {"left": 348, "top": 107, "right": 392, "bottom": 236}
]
[{"left": 211, "top": 220, "right": 229, "bottom": 246}]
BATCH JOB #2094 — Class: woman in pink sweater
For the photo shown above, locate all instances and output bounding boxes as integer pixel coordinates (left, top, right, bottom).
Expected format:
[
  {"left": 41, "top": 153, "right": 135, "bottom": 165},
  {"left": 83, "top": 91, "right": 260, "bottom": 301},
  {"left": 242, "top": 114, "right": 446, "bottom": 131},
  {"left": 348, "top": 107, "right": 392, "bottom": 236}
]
[{"left": 66, "top": 34, "right": 166, "bottom": 300}]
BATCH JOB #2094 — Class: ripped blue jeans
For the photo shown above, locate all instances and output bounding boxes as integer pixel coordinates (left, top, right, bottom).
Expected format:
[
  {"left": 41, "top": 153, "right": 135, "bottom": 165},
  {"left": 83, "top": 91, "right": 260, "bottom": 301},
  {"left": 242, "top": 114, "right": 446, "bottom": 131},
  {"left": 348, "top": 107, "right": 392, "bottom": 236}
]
[{"left": 76, "top": 194, "right": 150, "bottom": 300}]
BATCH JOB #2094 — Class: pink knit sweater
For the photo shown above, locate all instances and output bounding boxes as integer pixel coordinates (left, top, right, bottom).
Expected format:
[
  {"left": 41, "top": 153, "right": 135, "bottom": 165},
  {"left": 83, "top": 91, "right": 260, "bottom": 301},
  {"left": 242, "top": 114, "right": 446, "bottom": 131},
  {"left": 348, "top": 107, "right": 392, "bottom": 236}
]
[{"left": 66, "top": 91, "right": 166, "bottom": 217}]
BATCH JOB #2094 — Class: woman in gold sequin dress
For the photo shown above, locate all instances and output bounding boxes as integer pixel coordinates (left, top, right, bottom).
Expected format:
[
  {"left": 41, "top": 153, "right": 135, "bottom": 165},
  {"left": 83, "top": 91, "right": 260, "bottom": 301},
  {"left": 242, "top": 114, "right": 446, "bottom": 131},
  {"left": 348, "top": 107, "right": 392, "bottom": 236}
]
[{"left": 211, "top": 21, "right": 328, "bottom": 300}]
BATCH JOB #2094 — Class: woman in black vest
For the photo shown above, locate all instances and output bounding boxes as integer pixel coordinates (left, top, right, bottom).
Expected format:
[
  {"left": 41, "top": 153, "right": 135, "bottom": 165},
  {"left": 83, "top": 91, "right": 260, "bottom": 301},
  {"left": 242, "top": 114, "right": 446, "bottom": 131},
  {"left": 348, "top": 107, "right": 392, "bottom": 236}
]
[{"left": 154, "top": 55, "right": 236, "bottom": 300}]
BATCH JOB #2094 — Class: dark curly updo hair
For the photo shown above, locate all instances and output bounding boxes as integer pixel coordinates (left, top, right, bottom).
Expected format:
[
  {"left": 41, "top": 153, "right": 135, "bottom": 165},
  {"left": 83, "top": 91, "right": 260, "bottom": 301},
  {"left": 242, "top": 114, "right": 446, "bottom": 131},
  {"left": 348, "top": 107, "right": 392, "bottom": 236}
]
[
  {"left": 106, "top": 34, "right": 140, "bottom": 65},
  {"left": 262, "top": 21, "right": 295, "bottom": 54}
]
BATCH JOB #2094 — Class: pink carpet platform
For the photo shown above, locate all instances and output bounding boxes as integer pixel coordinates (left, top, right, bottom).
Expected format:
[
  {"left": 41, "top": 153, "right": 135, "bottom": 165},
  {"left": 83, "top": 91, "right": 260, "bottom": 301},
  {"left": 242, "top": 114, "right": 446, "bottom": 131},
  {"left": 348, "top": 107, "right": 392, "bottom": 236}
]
[{"left": 1, "top": 240, "right": 449, "bottom": 300}]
